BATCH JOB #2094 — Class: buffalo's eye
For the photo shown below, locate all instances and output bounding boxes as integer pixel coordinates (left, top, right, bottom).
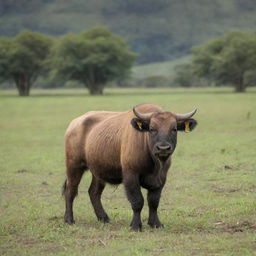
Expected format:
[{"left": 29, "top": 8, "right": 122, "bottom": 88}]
[
  {"left": 171, "top": 128, "right": 177, "bottom": 133},
  {"left": 149, "top": 127, "right": 157, "bottom": 133}
]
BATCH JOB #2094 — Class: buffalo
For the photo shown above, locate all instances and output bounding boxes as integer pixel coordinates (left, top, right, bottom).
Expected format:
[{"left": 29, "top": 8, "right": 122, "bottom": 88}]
[{"left": 63, "top": 104, "right": 197, "bottom": 231}]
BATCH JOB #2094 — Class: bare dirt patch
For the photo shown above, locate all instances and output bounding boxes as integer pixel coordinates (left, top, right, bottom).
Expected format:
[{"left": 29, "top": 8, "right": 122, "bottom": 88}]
[
  {"left": 210, "top": 185, "right": 241, "bottom": 193},
  {"left": 16, "top": 169, "right": 29, "bottom": 173},
  {"left": 214, "top": 220, "right": 256, "bottom": 233}
]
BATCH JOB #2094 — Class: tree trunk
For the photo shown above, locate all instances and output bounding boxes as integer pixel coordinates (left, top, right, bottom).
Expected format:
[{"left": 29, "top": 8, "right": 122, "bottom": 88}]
[
  {"left": 234, "top": 76, "right": 246, "bottom": 93},
  {"left": 88, "top": 84, "right": 103, "bottom": 95},
  {"left": 15, "top": 74, "right": 31, "bottom": 96},
  {"left": 234, "top": 81, "right": 246, "bottom": 93},
  {"left": 18, "top": 86, "right": 30, "bottom": 96}
]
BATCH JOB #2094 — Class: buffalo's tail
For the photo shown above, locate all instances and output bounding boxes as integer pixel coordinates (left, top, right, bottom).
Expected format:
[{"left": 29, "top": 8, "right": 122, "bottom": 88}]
[{"left": 62, "top": 179, "right": 67, "bottom": 196}]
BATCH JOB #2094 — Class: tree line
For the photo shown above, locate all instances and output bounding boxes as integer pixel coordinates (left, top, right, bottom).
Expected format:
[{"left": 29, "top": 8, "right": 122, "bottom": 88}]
[
  {"left": 0, "top": 27, "right": 136, "bottom": 96},
  {"left": 175, "top": 31, "right": 256, "bottom": 92},
  {"left": 0, "top": 28, "right": 255, "bottom": 95}
]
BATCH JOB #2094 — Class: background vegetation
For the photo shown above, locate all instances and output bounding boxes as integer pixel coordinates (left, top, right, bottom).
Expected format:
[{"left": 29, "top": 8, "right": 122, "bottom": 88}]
[
  {"left": 0, "top": 27, "right": 136, "bottom": 95},
  {"left": 192, "top": 31, "right": 256, "bottom": 92},
  {"left": 1, "top": 1, "right": 256, "bottom": 94},
  {"left": 1, "top": 29, "right": 256, "bottom": 94},
  {"left": 0, "top": 30, "right": 53, "bottom": 96},
  {"left": 1, "top": 0, "right": 256, "bottom": 63},
  {"left": 50, "top": 27, "right": 136, "bottom": 95},
  {"left": 1, "top": 88, "right": 256, "bottom": 255}
]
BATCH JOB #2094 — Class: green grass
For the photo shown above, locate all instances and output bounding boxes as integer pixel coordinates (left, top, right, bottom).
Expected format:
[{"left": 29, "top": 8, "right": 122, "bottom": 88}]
[{"left": 0, "top": 87, "right": 256, "bottom": 256}]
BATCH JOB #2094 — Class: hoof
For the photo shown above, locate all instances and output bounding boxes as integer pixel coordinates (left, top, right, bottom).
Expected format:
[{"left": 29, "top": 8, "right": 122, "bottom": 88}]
[
  {"left": 64, "top": 215, "right": 75, "bottom": 225},
  {"left": 130, "top": 221, "right": 142, "bottom": 232},
  {"left": 98, "top": 214, "right": 110, "bottom": 224},
  {"left": 148, "top": 221, "right": 164, "bottom": 228},
  {"left": 130, "top": 225, "right": 142, "bottom": 232},
  {"left": 65, "top": 219, "right": 75, "bottom": 225}
]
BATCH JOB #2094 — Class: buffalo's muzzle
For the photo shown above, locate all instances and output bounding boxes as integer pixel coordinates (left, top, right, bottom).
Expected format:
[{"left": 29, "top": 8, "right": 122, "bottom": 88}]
[
  {"left": 154, "top": 143, "right": 173, "bottom": 160},
  {"left": 156, "top": 144, "right": 172, "bottom": 151}
]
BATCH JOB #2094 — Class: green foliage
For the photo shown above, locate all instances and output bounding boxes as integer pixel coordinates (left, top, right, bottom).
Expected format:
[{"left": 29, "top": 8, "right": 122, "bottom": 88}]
[
  {"left": 1, "top": 0, "right": 256, "bottom": 63},
  {"left": 174, "top": 64, "right": 193, "bottom": 87},
  {"left": 0, "top": 30, "right": 53, "bottom": 96},
  {"left": 192, "top": 31, "right": 256, "bottom": 92},
  {"left": 174, "top": 63, "right": 209, "bottom": 87},
  {"left": 0, "top": 37, "right": 13, "bottom": 82},
  {"left": 50, "top": 27, "right": 136, "bottom": 94}
]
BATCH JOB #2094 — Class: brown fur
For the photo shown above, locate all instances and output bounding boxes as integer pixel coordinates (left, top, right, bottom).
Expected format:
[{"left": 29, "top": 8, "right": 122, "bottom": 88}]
[
  {"left": 63, "top": 104, "right": 196, "bottom": 230},
  {"left": 65, "top": 104, "right": 166, "bottom": 183}
]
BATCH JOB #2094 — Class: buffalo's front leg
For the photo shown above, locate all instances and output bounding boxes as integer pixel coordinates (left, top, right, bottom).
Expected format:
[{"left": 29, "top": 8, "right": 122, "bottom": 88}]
[
  {"left": 88, "top": 174, "right": 109, "bottom": 223},
  {"left": 123, "top": 175, "right": 144, "bottom": 231},
  {"left": 147, "top": 187, "right": 163, "bottom": 228}
]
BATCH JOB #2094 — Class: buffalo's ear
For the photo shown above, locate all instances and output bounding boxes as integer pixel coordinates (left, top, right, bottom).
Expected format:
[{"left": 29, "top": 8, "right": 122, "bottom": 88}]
[
  {"left": 131, "top": 118, "right": 149, "bottom": 132},
  {"left": 177, "top": 119, "right": 197, "bottom": 132}
]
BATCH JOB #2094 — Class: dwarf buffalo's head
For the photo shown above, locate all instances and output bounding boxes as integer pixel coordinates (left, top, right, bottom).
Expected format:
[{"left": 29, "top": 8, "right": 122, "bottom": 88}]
[{"left": 131, "top": 105, "right": 197, "bottom": 161}]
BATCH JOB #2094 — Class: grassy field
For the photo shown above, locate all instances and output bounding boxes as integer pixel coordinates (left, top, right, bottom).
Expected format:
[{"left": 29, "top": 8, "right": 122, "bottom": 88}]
[{"left": 0, "top": 88, "right": 256, "bottom": 256}]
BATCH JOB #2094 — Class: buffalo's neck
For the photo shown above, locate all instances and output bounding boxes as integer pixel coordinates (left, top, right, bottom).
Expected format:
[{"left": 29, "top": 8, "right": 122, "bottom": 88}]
[
  {"left": 140, "top": 157, "right": 170, "bottom": 190},
  {"left": 153, "top": 155, "right": 170, "bottom": 183},
  {"left": 140, "top": 135, "right": 171, "bottom": 189}
]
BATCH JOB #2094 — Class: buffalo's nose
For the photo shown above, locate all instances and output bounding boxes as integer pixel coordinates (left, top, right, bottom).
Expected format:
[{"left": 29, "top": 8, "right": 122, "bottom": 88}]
[{"left": 156, "top": 144, "right": 172, "bottom": 151}]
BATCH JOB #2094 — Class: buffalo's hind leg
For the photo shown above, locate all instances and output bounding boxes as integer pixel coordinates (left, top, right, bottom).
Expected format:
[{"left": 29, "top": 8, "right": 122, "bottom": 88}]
[
  {"left": 88, "top": 174, "right": 109, "bottom": 223},
  {"left": 63, "top": 165, "right": 85, "bottom": 224}
]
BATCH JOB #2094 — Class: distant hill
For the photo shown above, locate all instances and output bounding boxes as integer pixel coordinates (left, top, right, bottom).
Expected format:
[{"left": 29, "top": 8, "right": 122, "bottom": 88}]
[
  {"left": 132, "top": 55, "right": 191, "bottom": 79},
  {"left": 0, "top": 0, "right": 256, "bottom": 63}
]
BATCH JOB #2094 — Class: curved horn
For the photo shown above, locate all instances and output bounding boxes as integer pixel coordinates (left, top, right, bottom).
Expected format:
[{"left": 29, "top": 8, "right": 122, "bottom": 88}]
[
  {"left": 133, "top": 106, "right": 154, "bottom": 121},
  {"left": 175, "top": 108, "right": 197, "bottom": 121}
]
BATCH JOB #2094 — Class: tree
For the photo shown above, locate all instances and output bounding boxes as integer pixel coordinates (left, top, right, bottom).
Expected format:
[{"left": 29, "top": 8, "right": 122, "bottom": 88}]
[
  {"left": 50, "top": 27, "right": 136, "bottom": 95},
  {"left": 174, "top": 63, "right": 195, "bottom": 87},
  {"left": 192, "top": 31, "right": 256, "bottom": 92},
  {"left": 0, "top": 30, "right": 53, "bottom": 96},
  {"left": 173, "top": 63, "right": 209, "bottom": 87}
]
